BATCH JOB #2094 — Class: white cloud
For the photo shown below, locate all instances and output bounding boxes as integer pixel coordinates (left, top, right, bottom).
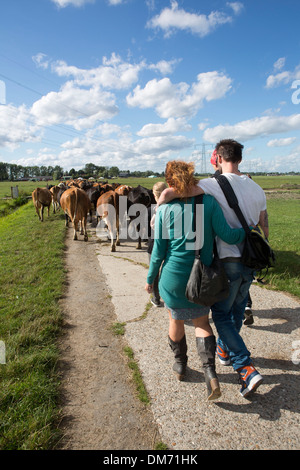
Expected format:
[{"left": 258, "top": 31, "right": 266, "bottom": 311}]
[
  {"left": 266, "top": 71, "right": 293, "bottom": 89},
  {"left": 137, "top": 117, "right": 192, "bottom": 137},
  {"left": 0, "top": 105, "right": 40, "bottom": 149},
  {"left": 93, "top": 123, "right": 123, "bottom": 137},
  {"left": 266, "top": 59, "right": 300, "bottom": 88},
  {"left": 147, "top": 1, "right": 240, "bottom": 38},
  {"left": 32, "top": 53, "right": 49, "bottom": 70},
  {"left": 127, "top": 71, "right": 232, "bottom": 118},
  {"left": 272, "top": 151, "right": 300, "bottom": 172},
  {"left": 30, "top": 81, "right": 119, "bottom": 130},
  {"left": 107, "top": 0, "right": 124, "bottom": 5},
  {"left": 43, "top": 129, "right": 194, "bottom": 171},
  {"left": 273, "top": 57, "right": 286, "bottom": 71},
  {"left": 198, "top": 121, "right": 209, "bottom": 131},
  {"left": 226, "top": 2, "right": 244, "bottom": 15},
  {"left": 51, "top": 0, "right": 94, "bottom": 8},
  {"left": 203, "top": 113, "right": 300, "bottom": 143},
  {"left": 146, "top": 0, "right": 155, "bottom": 12},
  {"left": 148, "top": 59, "right": 180, "bottom": 75},
  {"left": 267, "top": 137, "right": 296, "bottom": 147},
  {"left": 35, "top": 53, "right": 179, "bottom": 91},
  {"left": 52, "top": 54, "right": 146, "bottom": 90}
]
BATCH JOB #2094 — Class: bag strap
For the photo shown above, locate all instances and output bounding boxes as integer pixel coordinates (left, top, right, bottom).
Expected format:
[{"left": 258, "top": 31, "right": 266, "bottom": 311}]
[
  {"left": 214, "top": 174, "right": 251, "bottom": 234},
  {"left": 193, "top": 194, "right": 203, "bottom": 257}
]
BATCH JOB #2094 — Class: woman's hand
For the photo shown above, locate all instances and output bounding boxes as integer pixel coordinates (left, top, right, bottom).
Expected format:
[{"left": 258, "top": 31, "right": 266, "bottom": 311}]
[{"left": 145, "top": 283, "right": 153, "bottom": 294}]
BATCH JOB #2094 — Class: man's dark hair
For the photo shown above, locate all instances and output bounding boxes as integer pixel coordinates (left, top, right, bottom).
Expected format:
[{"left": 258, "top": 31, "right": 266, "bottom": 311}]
[{"left": 215, "top": 139, "right": 244, "bottom": 164}]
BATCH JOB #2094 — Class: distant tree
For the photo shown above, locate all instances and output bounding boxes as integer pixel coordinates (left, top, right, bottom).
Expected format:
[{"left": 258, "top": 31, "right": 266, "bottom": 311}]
[
  {"left": 0, "top": 162, "right": 9, "bottom": 180},
  {"left": 109, "top": 166, "right": 119, "bottom": 177},
  {"left": 40, "top": 166, "right": 48, "bottom": 176},
  {"left": 69, "top": 168, "right": 77, "bottom": 178},
  {"left": 53, "top": 165, "right": 63, "bottom": 180},
  {"left": 84, "top": 163, "right": 99, "bottom": 176}
]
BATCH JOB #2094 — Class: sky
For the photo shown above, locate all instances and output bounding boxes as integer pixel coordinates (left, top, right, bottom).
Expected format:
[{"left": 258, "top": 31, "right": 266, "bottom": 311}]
[{"left": 1, "top": 0, "right": 300, "bottom": 174}]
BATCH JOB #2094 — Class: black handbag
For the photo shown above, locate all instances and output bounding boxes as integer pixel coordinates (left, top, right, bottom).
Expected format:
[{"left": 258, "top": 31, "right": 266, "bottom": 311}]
[
  {"left": 214, "top": 175, "right": 275, "bottom": 280},
  {"left": 185, "top": 195, "right": 230, "bottom": 306}
]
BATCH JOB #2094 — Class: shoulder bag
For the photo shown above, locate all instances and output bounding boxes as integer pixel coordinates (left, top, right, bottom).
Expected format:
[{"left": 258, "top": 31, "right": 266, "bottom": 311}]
[{"left": 185, "top": 194, "right": 230, "bottom": 306}]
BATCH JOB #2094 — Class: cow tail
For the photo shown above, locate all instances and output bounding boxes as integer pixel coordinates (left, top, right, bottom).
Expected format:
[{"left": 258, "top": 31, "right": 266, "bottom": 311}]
[{"left": 36, "top": 187, "right": 41, "bottom": 206}]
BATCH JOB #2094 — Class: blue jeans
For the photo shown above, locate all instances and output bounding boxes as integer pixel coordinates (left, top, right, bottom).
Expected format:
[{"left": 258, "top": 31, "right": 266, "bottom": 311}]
[{"left": 211, "top": 262, "right": 255, "bottom": 370}]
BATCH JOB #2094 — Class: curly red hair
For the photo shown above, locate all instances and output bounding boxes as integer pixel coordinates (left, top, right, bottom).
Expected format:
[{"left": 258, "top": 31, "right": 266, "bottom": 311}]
[{"left": 165, "top": 160, "right": 198, "bottom": 196}]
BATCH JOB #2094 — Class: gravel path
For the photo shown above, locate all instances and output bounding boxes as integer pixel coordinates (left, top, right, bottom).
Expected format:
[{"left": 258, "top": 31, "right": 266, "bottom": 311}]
[{"left": 59, "top": 224, "right": 300, "bottom": 450}]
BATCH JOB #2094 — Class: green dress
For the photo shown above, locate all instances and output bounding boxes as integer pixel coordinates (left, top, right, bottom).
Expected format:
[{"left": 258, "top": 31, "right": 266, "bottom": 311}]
[{"left": 146, "top": 195, "right": 245, "bottom": 310}]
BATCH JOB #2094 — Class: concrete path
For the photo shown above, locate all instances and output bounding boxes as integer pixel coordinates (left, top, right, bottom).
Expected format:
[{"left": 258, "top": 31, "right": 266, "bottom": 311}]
[{"left": 96, "top": 234, "right": 300, "bottom": 450}]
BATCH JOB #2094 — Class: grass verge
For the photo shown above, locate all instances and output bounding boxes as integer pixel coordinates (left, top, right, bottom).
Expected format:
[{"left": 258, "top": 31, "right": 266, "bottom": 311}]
[
  {"left": 0, "top": 195, "right": 29, "bottom": 218},
  {"left": 123, "top": 346, "right": 150, "bottom": 405},
  {"left": 0, "top": 202, "right": 66, "bottom": 449},
  {"left": 263, "top": 196, "right": 300, "bottom": 298}
]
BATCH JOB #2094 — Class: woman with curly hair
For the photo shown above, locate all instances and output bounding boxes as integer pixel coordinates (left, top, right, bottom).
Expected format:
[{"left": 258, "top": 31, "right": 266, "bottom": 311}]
[{"left": 145, "top": 160, "right": 246, "bottom": 400}]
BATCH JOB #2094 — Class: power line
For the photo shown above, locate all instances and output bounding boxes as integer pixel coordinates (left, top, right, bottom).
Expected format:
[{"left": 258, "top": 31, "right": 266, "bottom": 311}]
[
  {"left": 0, "top": 69, "right": 196, "bottom": 160},
  {"left": 0, "top": 71, "right": 94, "bottom": 119}
]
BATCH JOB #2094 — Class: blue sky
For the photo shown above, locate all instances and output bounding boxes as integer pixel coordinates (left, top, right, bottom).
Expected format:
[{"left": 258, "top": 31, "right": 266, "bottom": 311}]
[{"left": 1, "top": 0, "right": 300, "bottom": 173}]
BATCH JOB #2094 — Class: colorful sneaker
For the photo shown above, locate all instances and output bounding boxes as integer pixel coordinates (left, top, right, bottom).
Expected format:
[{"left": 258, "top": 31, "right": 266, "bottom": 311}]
[
  {"left": 216, "top": 343, "right": 231, "bottom": 366},
  {"left": 238, "top": 365, "right": 263, "bottom": 397}
]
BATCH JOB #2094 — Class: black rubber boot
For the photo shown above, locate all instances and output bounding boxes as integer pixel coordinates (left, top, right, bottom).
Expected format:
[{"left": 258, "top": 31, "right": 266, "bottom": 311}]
[
  {"left": 196, "top": 336, "right": 221, "bottom": 401},
  {"left": 168, "top": 335, "right": 188, "bottom": 381}
]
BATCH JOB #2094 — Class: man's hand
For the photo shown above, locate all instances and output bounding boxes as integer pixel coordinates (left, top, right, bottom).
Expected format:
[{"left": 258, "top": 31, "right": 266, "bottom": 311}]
[
  {"left": 259, "top": 209, "right": 269, "bottom": 238},
  {"left": 157, "top": 185, "right": 204, "bottom": 206},
  {"left": 156, "top": 187, "right": 178, "bottom": 206}
]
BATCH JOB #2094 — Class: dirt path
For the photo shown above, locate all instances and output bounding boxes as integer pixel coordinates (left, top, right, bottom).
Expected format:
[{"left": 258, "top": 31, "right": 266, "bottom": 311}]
[{"left": 57, "top": 227, "right": 159, "bottom": 450}]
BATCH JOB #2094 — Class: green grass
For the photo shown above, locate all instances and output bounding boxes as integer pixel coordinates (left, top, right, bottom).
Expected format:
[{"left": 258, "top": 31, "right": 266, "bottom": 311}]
[
  {"left": 111, "top": 322, "right": 126, "bottom": 336},
  {"left": 123, "top": 346, "right": 150, "bottom": 405},
  {"left": 1, "top": 174, "right": 300, "bottom": 195},
  {"left": 251, "top": 175, "right": 300, "bottom": 191},
  {"left": 0, "top": 202, "right": 66, "bottom": 449},
  {"left": 0, "top": 180, "right": 59, "bottom": 199},
  {"left": 262, "top": 195, "right": 300, "bottom": 298},
  {"left": 0, "top": 195, "right": 29, "bottom": 218}
]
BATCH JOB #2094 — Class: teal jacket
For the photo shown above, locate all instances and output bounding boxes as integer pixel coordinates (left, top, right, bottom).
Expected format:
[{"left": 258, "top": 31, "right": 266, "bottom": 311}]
[{"left": 146, "top": 195, "right": 245, "bottom": 309}]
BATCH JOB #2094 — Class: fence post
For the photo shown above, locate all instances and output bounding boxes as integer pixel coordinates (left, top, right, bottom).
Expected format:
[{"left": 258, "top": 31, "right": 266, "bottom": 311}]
[{"left": 11, "top": 186, "right": 19, "bottom": 199}]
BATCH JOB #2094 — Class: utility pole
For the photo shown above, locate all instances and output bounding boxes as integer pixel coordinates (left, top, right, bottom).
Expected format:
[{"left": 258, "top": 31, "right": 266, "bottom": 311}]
[{"left": 193, "top": 143, "right": 214, "bottom": 174}]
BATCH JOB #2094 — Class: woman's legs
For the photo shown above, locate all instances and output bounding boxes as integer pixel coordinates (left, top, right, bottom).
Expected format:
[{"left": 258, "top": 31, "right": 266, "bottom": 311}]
[
  {"left": 192, "top": 315, "right": 213, "bottom": 338},
  {"left": 168, "top": 313, "right": 185, "bottom": 341},
  {"left": 192, "top": 315, "right": 221, "bottom": 400},
  {"left": 168, "top": 313, "right": 187, "bottom": 381}
]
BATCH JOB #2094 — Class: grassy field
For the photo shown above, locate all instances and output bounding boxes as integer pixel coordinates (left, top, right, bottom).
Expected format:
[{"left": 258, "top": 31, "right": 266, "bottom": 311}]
[
  {"left": 0, "top": 203, "right": 66, "bottom": 449},
  {"left": 264, "top": 195, "right": 300, "bottom": 297},
  {"left": 1, "top": 174, "right": 300, "bottom": 196},
  {"left": 0, "top": 175, "right": 299, "bottom": 449}
]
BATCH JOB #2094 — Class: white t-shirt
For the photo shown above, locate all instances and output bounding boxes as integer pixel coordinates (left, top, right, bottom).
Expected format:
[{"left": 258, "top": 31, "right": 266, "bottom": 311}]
[{"left": 199, "top": 173, "right": 267, "bottom": 259}]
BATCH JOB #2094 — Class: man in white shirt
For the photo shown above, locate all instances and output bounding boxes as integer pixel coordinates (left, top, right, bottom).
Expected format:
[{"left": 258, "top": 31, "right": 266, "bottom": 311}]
[{"left": 158, "top": 139, "right": 267, "bottom": 398}]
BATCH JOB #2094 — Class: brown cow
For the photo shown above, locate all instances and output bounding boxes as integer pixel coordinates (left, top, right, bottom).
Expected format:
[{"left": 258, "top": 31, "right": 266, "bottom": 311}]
[
  {"left": 32, "top": 187, "right": 52, "bottom": 222},
  {"left": 60, "top": 187, "right": 91, "bottom": 241},
  {"left": 96, "top": 190, "right": 120, "bottom": 252},
  {"left": 49, "top": 186, "right": 61, "bottom": 213},
  {"left": 115, "top": 184, "right": 132, "bottom": 196}
]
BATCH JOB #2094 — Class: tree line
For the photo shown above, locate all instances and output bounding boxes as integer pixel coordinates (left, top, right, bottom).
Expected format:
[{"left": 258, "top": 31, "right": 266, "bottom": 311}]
[
  {"left": 0, "top": 162, "right": 164, "bottom": 181},
  {"left": 0, "top": 161, "right": 298, "bottom": 182}
]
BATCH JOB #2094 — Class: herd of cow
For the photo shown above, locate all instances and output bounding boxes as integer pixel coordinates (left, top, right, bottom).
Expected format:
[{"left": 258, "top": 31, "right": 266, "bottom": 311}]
[{"left": 31, "top": 179, "right": 156, "bottom": 251}]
